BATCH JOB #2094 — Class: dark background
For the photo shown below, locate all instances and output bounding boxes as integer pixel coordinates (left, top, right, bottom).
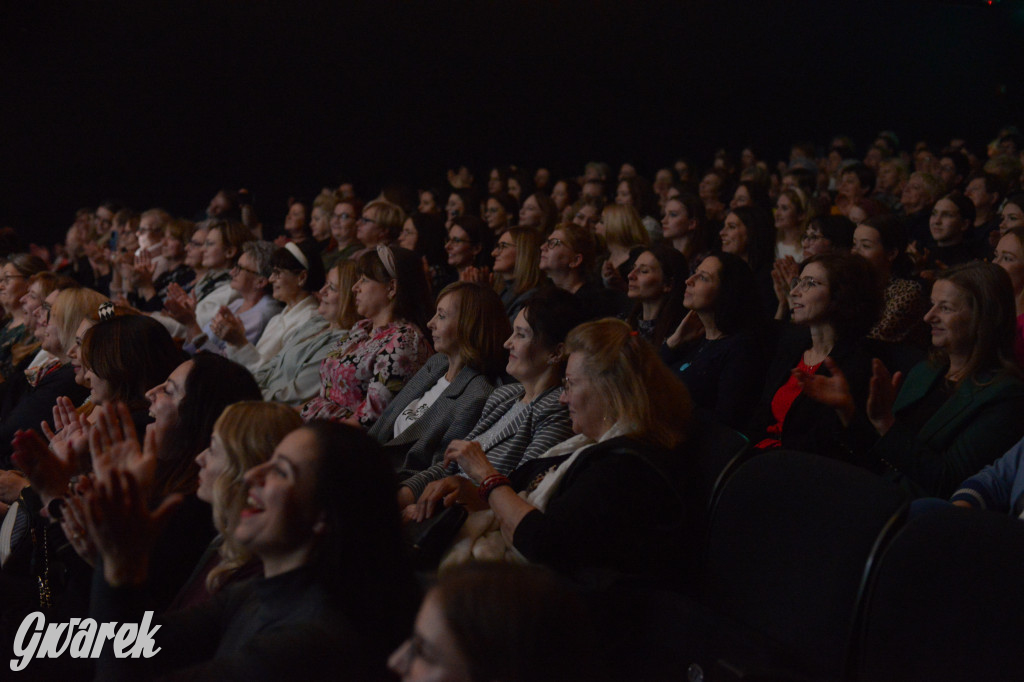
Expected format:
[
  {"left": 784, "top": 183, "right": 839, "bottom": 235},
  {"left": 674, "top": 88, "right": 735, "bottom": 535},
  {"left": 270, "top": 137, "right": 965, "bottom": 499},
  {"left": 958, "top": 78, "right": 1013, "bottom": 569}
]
[{"left": 1, "top": 0, "right": 1022, "bottom": 246}]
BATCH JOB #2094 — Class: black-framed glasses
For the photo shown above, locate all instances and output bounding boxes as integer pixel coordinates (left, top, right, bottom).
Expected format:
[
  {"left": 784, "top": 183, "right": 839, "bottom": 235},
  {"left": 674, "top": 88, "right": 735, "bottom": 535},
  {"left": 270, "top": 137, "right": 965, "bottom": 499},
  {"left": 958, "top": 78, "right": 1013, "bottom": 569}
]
[
  {"left": 543, "top": 237, "right": 565, "bottom": 249},
  {"left": 40, "top": 303, "right": 52, "bottom": 323},
  {"left": 232, "top": 263, "right": 262, "bottom": 277},
  {"left": 493, "top": 241, "right": 514, "bottom": 252},
  {"left": 357, "top": 216, "right": 377, "bottom": 226},
  {"left": 445, "top": 236, "right": 472, "bottom": 245}
]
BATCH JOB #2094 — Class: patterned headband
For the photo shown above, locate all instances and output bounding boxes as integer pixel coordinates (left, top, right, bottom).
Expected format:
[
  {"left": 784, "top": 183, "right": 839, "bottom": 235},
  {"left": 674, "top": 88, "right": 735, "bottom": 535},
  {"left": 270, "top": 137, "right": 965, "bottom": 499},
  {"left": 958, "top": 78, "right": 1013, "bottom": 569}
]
[{"left": 376, "top": 243, "right": 397, "bottom": 278}]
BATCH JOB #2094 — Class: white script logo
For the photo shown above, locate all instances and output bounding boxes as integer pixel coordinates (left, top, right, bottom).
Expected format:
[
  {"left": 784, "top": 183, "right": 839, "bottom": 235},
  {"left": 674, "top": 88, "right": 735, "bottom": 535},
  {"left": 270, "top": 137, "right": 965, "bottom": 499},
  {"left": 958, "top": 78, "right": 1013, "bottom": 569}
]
[{"left": 10, "top": 611, "right": 161, "bottom": 672}]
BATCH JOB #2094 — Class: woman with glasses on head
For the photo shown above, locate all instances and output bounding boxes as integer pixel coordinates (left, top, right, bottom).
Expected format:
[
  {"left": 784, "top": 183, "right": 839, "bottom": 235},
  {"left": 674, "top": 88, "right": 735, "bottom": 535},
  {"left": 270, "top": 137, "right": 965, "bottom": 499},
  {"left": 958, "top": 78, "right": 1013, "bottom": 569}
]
[
  {"left": 301, "top": 246, "right": 433, "bottom": 428},
  {"left": 183, "top": 241, "right": 282, "bottom": 356},
  {"left": 216, "top": 240, "right": 325, "bottom": 372}
]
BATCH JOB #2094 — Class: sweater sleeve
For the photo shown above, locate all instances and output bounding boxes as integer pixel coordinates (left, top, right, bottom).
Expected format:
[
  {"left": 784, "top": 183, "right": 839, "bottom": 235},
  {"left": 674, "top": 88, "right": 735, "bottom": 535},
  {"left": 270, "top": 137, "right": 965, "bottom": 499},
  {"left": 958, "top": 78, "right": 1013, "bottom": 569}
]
[{"left": 949, "top": 437, "right": 1024, "bottom": 511}]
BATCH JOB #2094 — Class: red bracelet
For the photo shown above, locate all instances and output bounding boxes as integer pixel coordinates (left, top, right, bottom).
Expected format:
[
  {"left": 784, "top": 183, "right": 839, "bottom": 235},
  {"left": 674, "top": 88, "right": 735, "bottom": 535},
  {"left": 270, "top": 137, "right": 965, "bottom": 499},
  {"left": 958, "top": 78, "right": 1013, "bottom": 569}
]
[{"left": 478, "top": 474, "right": 511, "bottom": 503}]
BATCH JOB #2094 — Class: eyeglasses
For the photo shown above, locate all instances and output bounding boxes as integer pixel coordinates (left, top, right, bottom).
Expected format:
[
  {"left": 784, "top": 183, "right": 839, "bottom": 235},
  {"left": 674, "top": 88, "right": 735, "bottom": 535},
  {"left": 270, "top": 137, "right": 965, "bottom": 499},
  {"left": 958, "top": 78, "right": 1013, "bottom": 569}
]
[
  {"left": 40, "top": 303, "right": 52, "bottom": 323},
  {"left": 493, "top": 241, "right": 514, "bottom": 252},
  {"left": 232, "top": 263, "right": 262, "bottom": 277},
  {"left": 334, "top": 212, "right": 353, "bottom": 221},
  {"left": 270, "top": 267, "right": 300, "bottom": 278},
  {"left": 561, "top": 376, "right": 577, "bottom": 395},
  {"left": 801, "top": 233, "right": 824, "bottom": 243},
  {"left": 445, "top": 236, "right": 472, "bottom": 245},
  {"left": 543, "top": 238, "right": 565, "bottom": 249},
  {"left": 790, "top": 276, "right": 824, "bottom": 292},
  {"left": 357, "top": 217, "right": 377, "bottom": 226}
]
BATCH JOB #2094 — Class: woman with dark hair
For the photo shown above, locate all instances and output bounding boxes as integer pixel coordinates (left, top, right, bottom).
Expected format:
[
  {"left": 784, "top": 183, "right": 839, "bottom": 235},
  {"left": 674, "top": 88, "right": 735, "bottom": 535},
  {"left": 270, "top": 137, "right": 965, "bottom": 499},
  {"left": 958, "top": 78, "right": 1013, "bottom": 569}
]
[
  {"left": 551, "top": 179, "right": 581, "bottom": 222},
  {"left": 445, "top": 189, "right": 479, "bottom": 229},
  {"left": 484, "top": 192, "right": 519, "bottom": 236},
  {"left": 615, "top": 175, "right": 660, "bottom": 242},
  {"left": 301, "top": 246, "right": 433, "bottom": 427},
  {"left": 662, "top": 251, "right": 767, "bottom": 429},
  {"left": 0, "top": 254, "right": 47, "bottom": 383},
  {"left": 82, "top": 421, "right": 418, "bottom": 679},
  {"left": 183, "top": 240, "right": 282, "bottom": 356},
  {"left": 447, "top": 216, "right": 490, "bottom": 280},
  {"left": 801, "top": 261, "right": 1024, "bottom": 498},
  {"left": 390, "top": 563, "right": 604, "bottom": 682},
  {"left": 80, "top": 313, "right": 183, "bottom": 432},
  {"left": 748, "top": 253, "right": 882, "bottom": 463},
  {"left": 729, "top": 180, "right": 770, "bottom": 211},
  {"left": 491, "top": 227, "right": 545, "bottom": 322},
  {"left": 281, "top": 200, "right": 311, "bottom": 245},
  {"left": 442, "top": 318, "right": 690, "bottom": 586},
  {"left": 852, "top": 214, "right": 929, "bottom": 344},
  {"left": 519, "top": 192, "right": 557, "bottom": 234},
  {"left": 217, "top": 240, "right": 324, "bottom": 372},
  {"left": 721, "top": 205, "right": 779, "bottom": 317},
  {"left": 624, "top": 244, "right": 688, "bottom": 347},
  {"left": 661, "top": 193, "right": 710, "bottom": 272},
  {"left": 774, "top": 187, "right": 810, "bottom": 262},
  {"left": 399, "top": 211, "right": 456, "bottom": 295},
  {"left": 129, "top": 218, "right": 196, "bottom": 312},
  {"left": 372, "top": 282, "right": 509, "bottom": 491},
  {"left": 405, "top": 288, "right": 582, "bottom": 517}
]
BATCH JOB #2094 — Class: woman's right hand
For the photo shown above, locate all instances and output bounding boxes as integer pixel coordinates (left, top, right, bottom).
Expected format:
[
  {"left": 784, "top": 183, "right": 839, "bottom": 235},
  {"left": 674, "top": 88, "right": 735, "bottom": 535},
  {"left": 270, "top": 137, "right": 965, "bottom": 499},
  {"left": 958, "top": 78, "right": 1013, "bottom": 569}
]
[
  {"left": 866, "top": 358, "right": 902, "bottom": 436},
  {"left": 794, "top": 357, "right": 856, "bottom": 426},
  {"left": 42, "top": 396, "right": 91, "bottom": 466},
  {"left": 412, "top": 475, "right": 482, "bottom": 522},
  {"left": 163, "top": 283, "right": 197, "bottom": 326},
  {"left": 666, "top": 310, "right": 705, "bottom": 349},
  {"left": 10, "top": 429, "right": 77, "bottom": 506}
]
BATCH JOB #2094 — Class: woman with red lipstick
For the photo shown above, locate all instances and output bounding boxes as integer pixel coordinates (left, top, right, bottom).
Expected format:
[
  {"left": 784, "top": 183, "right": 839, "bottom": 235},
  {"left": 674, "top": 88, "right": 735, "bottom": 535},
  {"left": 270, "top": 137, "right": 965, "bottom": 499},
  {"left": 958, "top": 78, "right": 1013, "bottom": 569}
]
[
  {"left": 86, "top": 422, "right": 418, "bottom": 680},
  {"left": 799, "top": 261, "right": 1024, "bottom": 498}
]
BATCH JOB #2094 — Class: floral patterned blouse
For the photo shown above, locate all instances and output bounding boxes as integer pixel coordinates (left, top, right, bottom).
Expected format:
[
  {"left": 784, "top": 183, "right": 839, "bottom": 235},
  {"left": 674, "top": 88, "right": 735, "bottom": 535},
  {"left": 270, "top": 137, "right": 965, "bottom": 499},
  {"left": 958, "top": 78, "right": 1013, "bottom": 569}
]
[{"left": 300, "top": 318, "right": 432, "bottom": 427}]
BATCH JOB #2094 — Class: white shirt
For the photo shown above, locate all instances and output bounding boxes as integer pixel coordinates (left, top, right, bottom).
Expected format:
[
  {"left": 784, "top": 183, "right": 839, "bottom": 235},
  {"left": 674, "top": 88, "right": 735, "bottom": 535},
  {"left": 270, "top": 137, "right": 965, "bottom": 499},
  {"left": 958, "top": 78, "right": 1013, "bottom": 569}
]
[
  {"left": 226, "top": 295, "right": 320, "bottom": 373},
  {"left": 392, "top": 375, "right": 451, "bottom": 439}
]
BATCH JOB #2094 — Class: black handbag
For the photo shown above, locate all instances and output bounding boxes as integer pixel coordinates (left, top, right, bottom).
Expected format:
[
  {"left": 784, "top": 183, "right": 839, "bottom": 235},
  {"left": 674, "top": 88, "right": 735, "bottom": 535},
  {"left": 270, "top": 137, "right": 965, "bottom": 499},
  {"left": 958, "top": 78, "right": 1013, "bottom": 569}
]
[{"left": 403, "top": 503, "right": 468, "bottom": 570}]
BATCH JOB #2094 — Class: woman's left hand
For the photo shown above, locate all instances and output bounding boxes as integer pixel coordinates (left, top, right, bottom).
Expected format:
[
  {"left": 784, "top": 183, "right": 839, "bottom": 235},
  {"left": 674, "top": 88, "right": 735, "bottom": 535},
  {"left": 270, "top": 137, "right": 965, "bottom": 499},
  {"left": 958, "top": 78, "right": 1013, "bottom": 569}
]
[
  {"left": 61, "top": 480, "right": 98, "bottom": 567},
  {"left": 442, "top": 440, "right": 496, "bottom": 484}
]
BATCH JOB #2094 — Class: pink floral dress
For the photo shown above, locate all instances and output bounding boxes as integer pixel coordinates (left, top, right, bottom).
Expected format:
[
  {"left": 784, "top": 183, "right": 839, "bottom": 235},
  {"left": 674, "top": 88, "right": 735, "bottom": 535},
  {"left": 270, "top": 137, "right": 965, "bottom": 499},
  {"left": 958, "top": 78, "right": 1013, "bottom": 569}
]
[{"left": 300, "top": 319, "right": 432, "bottom": 426}]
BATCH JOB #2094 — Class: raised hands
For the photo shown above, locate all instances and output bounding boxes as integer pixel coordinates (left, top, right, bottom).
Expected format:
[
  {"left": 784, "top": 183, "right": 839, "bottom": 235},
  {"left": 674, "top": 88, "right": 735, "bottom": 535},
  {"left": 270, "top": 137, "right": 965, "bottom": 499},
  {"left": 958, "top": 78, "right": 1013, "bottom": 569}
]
[
  {"left": 132, "top": 248, "right": 157, "bottom": 289},
  {"left": 211, "top": 306, "right": 247, "bottom": 347},
  {"left": 89, "top": 402, "right": 157, "bottom": 491},
  {"left": 665, "top": 310, "right": 706, "bottom": 350},
  {"left": 163, "top": 282, "right": 197, "bottom": 326},
  {"left": 41, "top": 396, "right": 91, "bottom": 466},
  {"left": 866, "top": 358, "right": 902, "bottom": 436},
  {"left": 11, "top": 429, "right": 78, "bottom": 507},
  {"left": 771, "top": 256, "right": 800, "bottom": 319},
  {"left": 459, "top": 265, "right": 492, "bottom": 287}
]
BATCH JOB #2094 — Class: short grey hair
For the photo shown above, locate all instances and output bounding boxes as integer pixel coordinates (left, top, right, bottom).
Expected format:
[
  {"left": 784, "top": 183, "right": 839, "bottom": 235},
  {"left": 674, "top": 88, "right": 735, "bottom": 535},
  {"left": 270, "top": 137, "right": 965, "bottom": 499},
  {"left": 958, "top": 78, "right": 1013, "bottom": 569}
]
[{"left": 242, "top": 240, "right": 276, "bottom": 278}]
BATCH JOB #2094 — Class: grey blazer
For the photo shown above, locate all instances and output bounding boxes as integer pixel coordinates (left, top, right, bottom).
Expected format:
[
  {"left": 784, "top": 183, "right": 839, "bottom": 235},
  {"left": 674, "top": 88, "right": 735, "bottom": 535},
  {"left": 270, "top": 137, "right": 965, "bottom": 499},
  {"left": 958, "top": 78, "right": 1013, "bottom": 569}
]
[
  {"left": 399, "top": 382, "right": 574, "bottom": 499},
  {"left": 369, "top": 353, "right": 496, "bottom": 477}
]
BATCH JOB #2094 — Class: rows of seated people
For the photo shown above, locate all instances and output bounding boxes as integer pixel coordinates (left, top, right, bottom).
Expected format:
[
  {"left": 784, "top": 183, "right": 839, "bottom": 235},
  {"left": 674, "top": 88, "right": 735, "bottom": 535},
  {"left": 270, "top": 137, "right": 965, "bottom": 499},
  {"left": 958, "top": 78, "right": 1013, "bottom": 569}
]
[{"left": 0, "top": 127, "right": 1023, "bottom": 679}]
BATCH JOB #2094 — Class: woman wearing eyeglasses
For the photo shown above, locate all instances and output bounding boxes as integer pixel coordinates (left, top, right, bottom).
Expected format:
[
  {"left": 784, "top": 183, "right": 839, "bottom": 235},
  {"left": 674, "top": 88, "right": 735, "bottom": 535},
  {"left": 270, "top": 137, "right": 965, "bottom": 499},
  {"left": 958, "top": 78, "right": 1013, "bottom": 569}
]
[
  {"left": 216, "top": 241, "right": 325, "bottom": 373},
  {"left": 446, "top": 216, "right": 490, "bottom": 280},
  {"left": 491, "top": 227, "right": 544, "bottom": 323},
  {"left": 183, "top": 241, "right": 282, "bottom": 356},
  {"left": 747, "top": 252, "right": 881, "bottom": 464},
  {"left": 355, "top": 200, "right": 406, "bottom": 253},
  {"left": 0, "top": 254, "right": 48, "bottom": 384},
  {"left": 540, "top": 223, "right": 619, "bottom": 320}
]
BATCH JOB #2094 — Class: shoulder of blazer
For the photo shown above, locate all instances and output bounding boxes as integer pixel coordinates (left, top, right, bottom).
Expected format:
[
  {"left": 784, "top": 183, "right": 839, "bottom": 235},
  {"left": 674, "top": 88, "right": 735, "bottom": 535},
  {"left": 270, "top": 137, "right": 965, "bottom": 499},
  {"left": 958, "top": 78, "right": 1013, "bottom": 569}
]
[{"left": 528, "top": 384, "right": 565, "bottom": 413}]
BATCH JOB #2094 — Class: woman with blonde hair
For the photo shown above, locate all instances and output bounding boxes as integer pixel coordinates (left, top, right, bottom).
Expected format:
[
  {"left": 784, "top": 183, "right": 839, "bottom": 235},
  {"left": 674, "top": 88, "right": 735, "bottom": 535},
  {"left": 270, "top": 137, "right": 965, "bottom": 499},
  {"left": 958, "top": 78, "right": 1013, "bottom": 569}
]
[
  {"left": 443, "top": 318, "right": 690, "bottom": 585},
  {"left": 491, "top": 226, "right": 544, "bottom": 322},
  {"left": 172, "top": 401, "right": 303, "bottom": 608},
  {"left": 253, "top": 259, "right": 361, "bottom": 406},
  {"left": 0, "top": 286, "right": 105, "bottom": 466},
  {"left": 597, "top": 204, "right": 649, "bottom": 292}
]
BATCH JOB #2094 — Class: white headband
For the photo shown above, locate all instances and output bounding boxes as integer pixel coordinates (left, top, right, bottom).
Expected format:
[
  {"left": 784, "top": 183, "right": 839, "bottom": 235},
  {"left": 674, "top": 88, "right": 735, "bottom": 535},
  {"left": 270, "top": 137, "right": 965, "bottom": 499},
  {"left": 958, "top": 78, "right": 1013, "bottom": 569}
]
[
  {"left": 376, "top": 244, "right": 397, "bottom": 278},
  {"left": 283, "top": 241, "right": 309, "bottom": 269}
]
